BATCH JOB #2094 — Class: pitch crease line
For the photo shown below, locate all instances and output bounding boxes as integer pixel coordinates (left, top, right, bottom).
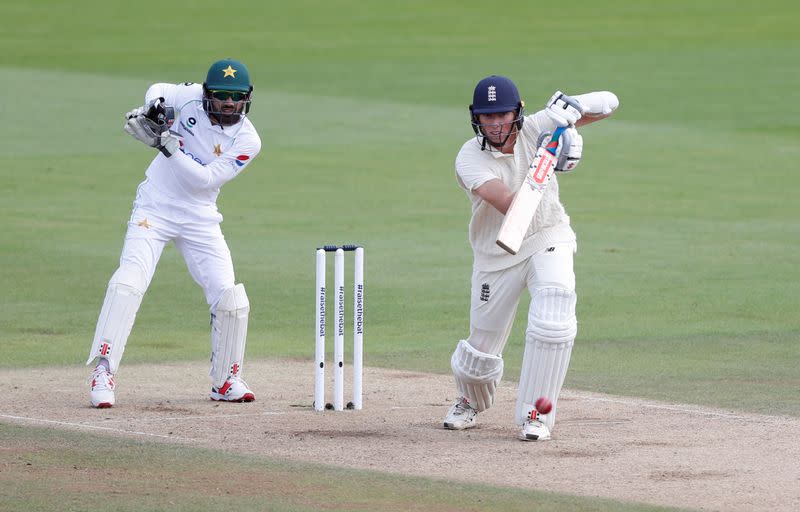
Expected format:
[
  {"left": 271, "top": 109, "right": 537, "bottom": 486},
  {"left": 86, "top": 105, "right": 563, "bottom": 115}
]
[
  {"left": 97, "top": 411, "right": 286, "bottom": 423},
  {"left": 569, "top": 393, "right": 767, "bottom": 421},
  {"left": 0, "top": 413, "right": 195, "bottom": 441}
]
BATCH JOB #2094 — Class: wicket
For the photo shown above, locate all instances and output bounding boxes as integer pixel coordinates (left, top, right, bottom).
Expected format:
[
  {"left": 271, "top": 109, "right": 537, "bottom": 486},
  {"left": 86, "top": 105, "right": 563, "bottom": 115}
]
[{"left": 315, "top": 244, "right": 364, "bottom": 411}]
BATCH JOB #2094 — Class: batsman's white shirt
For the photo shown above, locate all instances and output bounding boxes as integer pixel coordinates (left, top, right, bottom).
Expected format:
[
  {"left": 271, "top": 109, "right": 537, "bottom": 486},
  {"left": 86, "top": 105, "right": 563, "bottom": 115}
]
[
  {"left": 120, "top": 83, "right": 261, "bottom": 308},
  {"left": 456, "top": 110, "right": 575, "bottom": 272}
]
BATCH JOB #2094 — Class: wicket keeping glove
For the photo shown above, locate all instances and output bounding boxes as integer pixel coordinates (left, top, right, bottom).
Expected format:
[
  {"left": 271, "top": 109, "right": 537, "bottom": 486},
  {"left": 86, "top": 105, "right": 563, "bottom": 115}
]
[{"left": 123, "top": 98, "right": 181, "bottom": 157}]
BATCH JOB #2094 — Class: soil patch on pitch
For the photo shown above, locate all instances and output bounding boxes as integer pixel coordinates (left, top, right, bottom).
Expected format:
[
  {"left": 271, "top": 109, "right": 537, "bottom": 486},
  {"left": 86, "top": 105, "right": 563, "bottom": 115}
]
[{"left": 2, "top": 360, "right": 799, "bottom": 512}]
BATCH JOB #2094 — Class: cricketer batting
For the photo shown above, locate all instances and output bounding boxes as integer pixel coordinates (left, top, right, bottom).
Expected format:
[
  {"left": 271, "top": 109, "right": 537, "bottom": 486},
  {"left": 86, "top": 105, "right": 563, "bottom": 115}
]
[{"left": 444, "top": 75, "right": 618, "bottom": 441}]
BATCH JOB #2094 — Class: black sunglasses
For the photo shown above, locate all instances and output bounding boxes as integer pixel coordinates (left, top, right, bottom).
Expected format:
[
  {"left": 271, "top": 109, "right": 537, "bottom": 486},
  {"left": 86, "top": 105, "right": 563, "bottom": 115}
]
[{"left": 209, "top": 90, "right": 249, "bottom": 101}]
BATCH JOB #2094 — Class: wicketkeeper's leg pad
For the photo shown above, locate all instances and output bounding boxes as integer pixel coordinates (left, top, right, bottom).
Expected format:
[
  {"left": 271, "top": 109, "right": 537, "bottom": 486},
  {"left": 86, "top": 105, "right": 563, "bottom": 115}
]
[
  {"left": 210, "top": 284, "right": 250, "bottom": 388},
  {"left": 86, "top": 264, "right": 147, "bottom": 373},
  {"left": 451, "top": 340, "right": 504, "bottom": 412},
  {"left": 515, "top": 287, "right": 577, "bottom": 429}
]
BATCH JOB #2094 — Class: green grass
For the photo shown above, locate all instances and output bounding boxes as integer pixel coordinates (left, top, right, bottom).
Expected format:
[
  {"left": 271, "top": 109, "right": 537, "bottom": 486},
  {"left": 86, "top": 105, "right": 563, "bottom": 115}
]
[
  {"left": 1, "top": 0, "right": 799, "bottom": 508},
  {"left": 0, "top": 423, "right": 686, "bottom": 512}
]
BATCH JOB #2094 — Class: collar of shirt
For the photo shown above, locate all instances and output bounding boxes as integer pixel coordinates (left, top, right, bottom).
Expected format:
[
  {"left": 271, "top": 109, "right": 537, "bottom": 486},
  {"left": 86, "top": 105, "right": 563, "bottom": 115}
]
[
  {"left": 489, "top": 148, "right": 513, "bottom": 159},
  {"left": 198, "top": 111, "right": 228, "bottom": 133}
]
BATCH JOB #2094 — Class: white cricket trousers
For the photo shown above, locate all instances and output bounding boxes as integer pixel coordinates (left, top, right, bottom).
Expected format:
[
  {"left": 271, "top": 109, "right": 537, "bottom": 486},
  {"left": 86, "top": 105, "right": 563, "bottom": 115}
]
[
  {"left": 466, "top": 242, "right": 576, "bottom": 356},
  {"left": 117, "top": 195, "right": 236, "bottom": 311}
]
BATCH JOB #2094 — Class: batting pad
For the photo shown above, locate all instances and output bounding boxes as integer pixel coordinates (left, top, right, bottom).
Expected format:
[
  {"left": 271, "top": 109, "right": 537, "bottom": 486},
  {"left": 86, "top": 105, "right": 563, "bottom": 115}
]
[
  {"left": 210, "top": 284, "right": 250, "bottom": 388},
  {"left": 86, "top": 264, "right": 147, "bottom": 373},
  {"left": 451, "top": 340, "right": 504, "bottom": 412},
  {"left": 515, "top": 287, "right": 577, "bottom": 429}
]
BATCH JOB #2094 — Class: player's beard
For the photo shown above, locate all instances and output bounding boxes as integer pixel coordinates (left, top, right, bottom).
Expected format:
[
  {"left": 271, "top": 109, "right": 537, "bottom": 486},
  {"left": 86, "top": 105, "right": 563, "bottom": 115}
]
[
  {"left": 215, "top": 105, "right": 244, "bottom": 126},
  {"left": 207, "top": 99, "right": 247, "bottom": 127},
  {"left": 217, "top": 111, "right": 242, "bottom": 126}
]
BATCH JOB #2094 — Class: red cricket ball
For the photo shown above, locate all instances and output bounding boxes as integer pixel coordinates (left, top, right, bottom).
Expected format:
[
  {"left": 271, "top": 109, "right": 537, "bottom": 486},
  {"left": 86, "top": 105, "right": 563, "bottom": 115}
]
[{"left": 535, "top": 396, "right": 553, "bottom": 415}]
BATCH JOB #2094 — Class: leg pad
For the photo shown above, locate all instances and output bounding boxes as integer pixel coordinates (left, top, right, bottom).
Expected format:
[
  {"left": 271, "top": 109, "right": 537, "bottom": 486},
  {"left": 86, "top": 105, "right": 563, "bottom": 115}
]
[
  {"left": 451, "top": 340, "right": 504, "bottom": 412},
  {"left": 210, "top": 284, "right": 250, "bottom": 388}
]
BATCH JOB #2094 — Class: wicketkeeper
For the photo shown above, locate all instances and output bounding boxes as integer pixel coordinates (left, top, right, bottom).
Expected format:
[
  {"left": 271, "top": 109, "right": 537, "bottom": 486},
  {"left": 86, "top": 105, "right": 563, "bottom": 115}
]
[
  {"left": 86, "top": 59, "right": 262, "bottom": 407},
  {"left": 443, "top": 75, "right": 618, "bottom": 440}
]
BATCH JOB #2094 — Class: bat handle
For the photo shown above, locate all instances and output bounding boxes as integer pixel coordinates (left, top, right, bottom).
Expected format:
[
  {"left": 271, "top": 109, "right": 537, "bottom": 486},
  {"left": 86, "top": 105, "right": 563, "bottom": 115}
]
[{"left": 545, "top": 126, "right": 567, "bottom": 157}]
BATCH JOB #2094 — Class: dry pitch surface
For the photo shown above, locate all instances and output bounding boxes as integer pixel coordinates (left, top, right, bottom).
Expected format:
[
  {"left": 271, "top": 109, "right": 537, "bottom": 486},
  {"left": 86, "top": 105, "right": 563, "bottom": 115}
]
[{"left": 2, "top": 360, "right": 798, "bottom": 511}]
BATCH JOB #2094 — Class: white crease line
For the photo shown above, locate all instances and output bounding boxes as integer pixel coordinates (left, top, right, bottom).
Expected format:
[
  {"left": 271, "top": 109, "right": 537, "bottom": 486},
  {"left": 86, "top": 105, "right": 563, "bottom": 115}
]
[
  {"left": 390, "top": 400, "right": 752, "bottom": 418},
  {"left": 0, "top": 413, "right": 195, "bottom": 441},
  {"left": 392, "top": 398, "right": 759, "bottom": 421},
  {"left": 568, "top": 393, "right": 778, "bottom": 422},
  {"left": 99, "top": 411, "right": 286, "bottom": 423},
  {"left": 388, "top": 395, "right": 792, "bottom": 424}
]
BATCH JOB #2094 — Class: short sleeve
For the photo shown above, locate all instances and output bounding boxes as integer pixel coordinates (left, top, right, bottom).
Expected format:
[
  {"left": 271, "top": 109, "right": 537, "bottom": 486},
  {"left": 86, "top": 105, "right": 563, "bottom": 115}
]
[{"left": 455, "top": 141, "right": 496, "bottom": 193}]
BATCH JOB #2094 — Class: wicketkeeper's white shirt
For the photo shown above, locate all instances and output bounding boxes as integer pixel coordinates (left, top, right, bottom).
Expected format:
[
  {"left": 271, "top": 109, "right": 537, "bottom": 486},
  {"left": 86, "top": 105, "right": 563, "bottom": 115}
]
[
  {"left": 136, "top": 83, "right": 262, "bottom": 223},
  {"left": 456, "top": 110, "right": 576, "bottom": 272}
]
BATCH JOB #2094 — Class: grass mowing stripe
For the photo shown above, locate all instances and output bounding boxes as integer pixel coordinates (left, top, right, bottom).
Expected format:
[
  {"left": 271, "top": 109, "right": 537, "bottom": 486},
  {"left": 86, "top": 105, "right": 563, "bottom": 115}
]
[{"left": 0, "top": 423, "right": 688, "bottom": 512}]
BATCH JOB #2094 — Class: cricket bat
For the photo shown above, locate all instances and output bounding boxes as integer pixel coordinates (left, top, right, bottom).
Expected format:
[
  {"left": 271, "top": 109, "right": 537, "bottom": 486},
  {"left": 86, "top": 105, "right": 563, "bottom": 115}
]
[{"left": 496, "top": 126, "right": 565, "bottom": 255}]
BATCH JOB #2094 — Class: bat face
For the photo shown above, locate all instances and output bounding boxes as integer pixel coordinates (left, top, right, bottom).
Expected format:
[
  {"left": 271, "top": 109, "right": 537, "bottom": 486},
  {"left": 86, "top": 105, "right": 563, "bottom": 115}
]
[
  {"left": 528, "top": 149, "right": 556, "bottom": 188},
  {"left": 495, "top": 127, "right": 565, "bottom": 255}
]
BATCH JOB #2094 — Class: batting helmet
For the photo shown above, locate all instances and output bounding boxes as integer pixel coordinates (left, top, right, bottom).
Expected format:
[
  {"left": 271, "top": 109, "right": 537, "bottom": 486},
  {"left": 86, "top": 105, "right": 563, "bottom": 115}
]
[
  {"left": 202, "top": 58, "right": 253, "bottom": 125},
  {"left": 469, "top": 75, "right": 525, "bottom": 149},
  {"left": 204, "top": 58, "right": 252, "bottom": 92}
]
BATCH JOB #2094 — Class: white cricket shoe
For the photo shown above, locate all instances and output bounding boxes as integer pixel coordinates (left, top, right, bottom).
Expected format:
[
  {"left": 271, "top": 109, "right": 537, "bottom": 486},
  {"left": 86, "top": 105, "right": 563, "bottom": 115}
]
[
  {"left": 210, "top": 376, "right": 255, "bottom": 402},
  {"left": 443, "top": 397, "right": 477, "bottom": 430},
  {"left": 89, "top": 366, "right": 115, "bottom": 408},
  {"left": 519, "top": 410, "right": 551, "bottom": 441}
]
